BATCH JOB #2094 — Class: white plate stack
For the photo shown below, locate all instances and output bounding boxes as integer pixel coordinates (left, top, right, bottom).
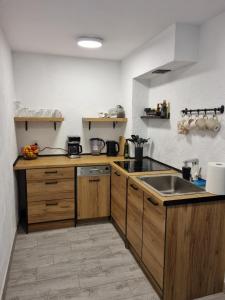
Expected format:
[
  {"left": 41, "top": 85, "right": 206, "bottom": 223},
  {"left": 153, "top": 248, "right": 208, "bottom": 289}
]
[{"left": 206, "top": 162, "right": 225, "bottom": 195}]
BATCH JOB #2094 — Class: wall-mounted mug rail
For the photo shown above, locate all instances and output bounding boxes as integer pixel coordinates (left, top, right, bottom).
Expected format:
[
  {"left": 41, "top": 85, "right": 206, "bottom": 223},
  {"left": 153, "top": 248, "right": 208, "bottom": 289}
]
[{"left": 181, "top": 105, "right": 224, "bottom": 115}]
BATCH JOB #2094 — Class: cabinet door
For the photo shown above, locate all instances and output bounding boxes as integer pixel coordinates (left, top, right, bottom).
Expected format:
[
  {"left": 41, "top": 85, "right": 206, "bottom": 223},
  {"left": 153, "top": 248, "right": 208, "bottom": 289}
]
[
  {"left": 142, "top": 193, "right": 166, "bottom": 289},
  {"left": 111, "top": 167, "right": 127, "bottom": 234},
  {"left": 127, "top": 180, "right": 144, "bottom": 257},
  {"left": 77, "top": 175, "right": 110, "bottom": 219}
]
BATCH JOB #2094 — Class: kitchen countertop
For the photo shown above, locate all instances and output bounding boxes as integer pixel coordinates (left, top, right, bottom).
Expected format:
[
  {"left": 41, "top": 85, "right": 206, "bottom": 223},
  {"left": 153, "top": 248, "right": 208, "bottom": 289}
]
[
  {"left": 13, "top": 155, "right": 177, "bottom": 176},
  {"left": 14, "top": 155, "right": 223, "bottom": 205},
  {"left": 14, "top": 155, "right": 126, "bottom": 170}
]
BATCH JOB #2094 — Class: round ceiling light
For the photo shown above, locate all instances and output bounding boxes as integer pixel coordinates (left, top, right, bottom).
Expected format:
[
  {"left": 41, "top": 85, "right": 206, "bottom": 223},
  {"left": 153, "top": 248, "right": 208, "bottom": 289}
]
[{"left": 77, "top": 37, "right": 103, "bottom": 49}]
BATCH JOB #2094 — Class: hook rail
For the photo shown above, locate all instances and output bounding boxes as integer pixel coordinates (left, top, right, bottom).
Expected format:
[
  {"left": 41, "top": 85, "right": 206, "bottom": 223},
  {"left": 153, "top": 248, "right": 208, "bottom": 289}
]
[{"left": 181, "top": 105, "right": 224, "bottom": 115}]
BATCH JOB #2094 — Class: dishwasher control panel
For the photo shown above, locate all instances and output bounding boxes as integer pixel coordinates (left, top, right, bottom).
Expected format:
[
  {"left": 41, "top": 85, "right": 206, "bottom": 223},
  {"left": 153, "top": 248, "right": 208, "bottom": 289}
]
[{"left": 77, "top": 165, "right": 110, "bottom": 176}]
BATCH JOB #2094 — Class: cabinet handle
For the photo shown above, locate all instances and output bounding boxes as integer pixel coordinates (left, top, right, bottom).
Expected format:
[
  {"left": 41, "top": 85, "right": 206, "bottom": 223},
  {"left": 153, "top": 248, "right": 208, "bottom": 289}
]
[
  {"left": 89, "top": 179, "right": 100, "bottom": 182},
  {"left": 45, "top": 181, "right": 58, "bottom": 185},
  {"left": 147, "top": 197, "right": 159, "bottom": 206},
  {"left": 46, "top": 201, "right": 58, "bottom": 206},
  {"left": 45, "top": 170, "right": 58, "bottom": 174},
  {"left": 130, "top": 184, "right": 138, "bottom": 191},
  {"left": 114, "top": 171, "right": 121, "bottom": 177}
]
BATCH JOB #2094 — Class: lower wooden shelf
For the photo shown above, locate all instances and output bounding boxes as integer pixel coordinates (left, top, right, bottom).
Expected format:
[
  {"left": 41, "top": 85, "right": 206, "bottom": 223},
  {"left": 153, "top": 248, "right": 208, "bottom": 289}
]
[{"left": 14, "top": 117, "right": 64, "bottom": 130}]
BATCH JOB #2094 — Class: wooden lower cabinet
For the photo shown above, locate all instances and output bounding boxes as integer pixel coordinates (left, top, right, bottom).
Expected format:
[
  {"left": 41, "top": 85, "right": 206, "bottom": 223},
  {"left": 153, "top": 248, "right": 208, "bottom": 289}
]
[
  {"left": 127, "top": 179, "right": 144, "bottom": 257},
  {"left": 163, "top": 201, "right": 225, "bottom": 300},
  {"left": 125, "top": 180, "right": 225, "bottom": 300},
  {"left": 77, "top": 175, "right": 110, "bottom": 219},
  {"left": 25, "top": 167, "right": 75, "bottom": 231},
  {"left": 142, "top": 193, "right": 166, "bottom": 289},
  {"left": 111, "top": 167, "right": 127, "bottom": 234}
]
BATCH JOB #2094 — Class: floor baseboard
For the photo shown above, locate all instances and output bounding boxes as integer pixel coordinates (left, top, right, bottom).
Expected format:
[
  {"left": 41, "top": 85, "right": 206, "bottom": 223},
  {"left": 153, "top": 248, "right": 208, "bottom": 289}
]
[{"left": 1, "top": 229, "right": 17, "bottom": 300}]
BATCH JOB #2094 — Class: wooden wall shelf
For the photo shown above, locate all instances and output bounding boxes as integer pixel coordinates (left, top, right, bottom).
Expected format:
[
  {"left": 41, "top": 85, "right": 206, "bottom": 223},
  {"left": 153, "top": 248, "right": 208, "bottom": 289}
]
[
  {"left": 14, "top": 117, "right": 64, "bottom": 130},
  {"left": 82, "top": 117, "right": 127, "bottom": 130},
  {"left": 141, "top": 115, "right": 170, "bottom": 120}
]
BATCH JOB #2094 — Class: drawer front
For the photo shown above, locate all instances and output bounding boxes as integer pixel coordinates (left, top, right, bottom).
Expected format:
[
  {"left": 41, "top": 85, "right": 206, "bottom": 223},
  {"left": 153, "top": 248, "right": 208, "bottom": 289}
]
[
  {"left": 27, "top": 179, "right": 74, "bottom": 202},
  {"left": 28, "top": 198, "right": 74, "bottom": 224},
  {"left": 142, "top": 193, "right": 166, "bottom": 289},
  {"left": 27, "top": 167, "right": 74, "bottom": 181}
]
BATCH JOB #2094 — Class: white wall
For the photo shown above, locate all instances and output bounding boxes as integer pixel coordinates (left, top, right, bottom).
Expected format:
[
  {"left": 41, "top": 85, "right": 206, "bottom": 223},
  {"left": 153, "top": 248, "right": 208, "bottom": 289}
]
[
  {"left": 121, "top": 24, "right": 179, "bottom": 155},
  {"left": 13, "top": 52, "right": 124, "bottom": 154},
  {"left": 121, "top": 14, "right": 225, "bottom": 177},
  {"left": 0, "top": 27, "right": 18, "bottom": 298},
  {"left": 147, "top": 12, "right": 225, "bottom": 177}
]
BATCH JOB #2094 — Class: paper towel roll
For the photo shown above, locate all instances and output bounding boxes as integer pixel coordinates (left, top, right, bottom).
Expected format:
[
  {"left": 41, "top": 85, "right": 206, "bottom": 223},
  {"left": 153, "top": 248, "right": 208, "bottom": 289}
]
[{"left": 206, "top": 162, "right": 225, "bottom": 195}]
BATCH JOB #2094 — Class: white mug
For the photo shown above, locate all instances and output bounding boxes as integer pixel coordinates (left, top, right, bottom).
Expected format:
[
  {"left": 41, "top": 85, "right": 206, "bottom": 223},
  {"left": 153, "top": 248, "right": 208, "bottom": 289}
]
[
  {"left": 206, "top": 115, "right": 221, "bottom": 132},
  {"left": 196, "top": 115, "right": 206, "bottom": 130},
  {"left": 189, "top": 116, "right": 197, "bottom": 129}
]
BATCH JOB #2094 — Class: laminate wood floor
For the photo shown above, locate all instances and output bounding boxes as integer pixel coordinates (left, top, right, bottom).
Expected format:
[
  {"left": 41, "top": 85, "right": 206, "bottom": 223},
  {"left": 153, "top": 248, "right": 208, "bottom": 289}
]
[{"left": 5, "top": 223, "right": 159, "bottom": 300}]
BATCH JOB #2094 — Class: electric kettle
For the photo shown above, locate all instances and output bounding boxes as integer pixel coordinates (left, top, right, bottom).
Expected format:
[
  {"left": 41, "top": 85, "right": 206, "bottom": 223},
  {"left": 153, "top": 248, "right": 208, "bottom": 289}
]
[
  {"left": 106, "top": 140, "right": 120, "bottom": 156},
  {"left": 90, "top": 138, "right": 105, "bottom": 155}
]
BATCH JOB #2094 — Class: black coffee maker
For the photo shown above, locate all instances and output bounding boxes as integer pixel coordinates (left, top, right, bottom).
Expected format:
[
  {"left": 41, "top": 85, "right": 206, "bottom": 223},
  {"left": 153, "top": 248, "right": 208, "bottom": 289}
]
[{"left": 67, "top": 136, "right": 82, "bottom": 158}]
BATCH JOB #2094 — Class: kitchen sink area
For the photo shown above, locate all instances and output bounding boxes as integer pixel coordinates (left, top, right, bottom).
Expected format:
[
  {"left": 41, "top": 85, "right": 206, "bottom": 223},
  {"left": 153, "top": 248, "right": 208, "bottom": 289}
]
[{"left": 138, "top": 174, "right": 205, "bottom": 196}]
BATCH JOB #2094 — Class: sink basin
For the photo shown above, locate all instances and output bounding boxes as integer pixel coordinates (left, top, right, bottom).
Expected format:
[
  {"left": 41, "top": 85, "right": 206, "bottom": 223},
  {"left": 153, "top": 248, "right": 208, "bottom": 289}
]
[{"left": 138, "top": 175, "right": 205, "bottom": 196}]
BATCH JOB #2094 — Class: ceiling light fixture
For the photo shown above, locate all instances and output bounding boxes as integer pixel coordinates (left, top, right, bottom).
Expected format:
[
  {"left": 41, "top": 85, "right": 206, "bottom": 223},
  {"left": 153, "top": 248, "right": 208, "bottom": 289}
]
[{"left": 77, "top": 37, "right": 103, "bottom": 49}]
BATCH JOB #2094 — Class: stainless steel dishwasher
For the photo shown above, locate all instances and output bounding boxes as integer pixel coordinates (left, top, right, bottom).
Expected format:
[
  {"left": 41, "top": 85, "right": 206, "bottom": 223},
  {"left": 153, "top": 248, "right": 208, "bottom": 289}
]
[{"left": 77, "top": 165, "right": 111, "bottom": 220}]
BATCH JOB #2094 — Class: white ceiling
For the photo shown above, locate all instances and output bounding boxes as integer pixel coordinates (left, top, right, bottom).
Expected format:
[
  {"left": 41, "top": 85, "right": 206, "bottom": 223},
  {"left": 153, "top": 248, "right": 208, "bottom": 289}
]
[{"left": 1, "top": 0, "right": 225, "bottom": 60}]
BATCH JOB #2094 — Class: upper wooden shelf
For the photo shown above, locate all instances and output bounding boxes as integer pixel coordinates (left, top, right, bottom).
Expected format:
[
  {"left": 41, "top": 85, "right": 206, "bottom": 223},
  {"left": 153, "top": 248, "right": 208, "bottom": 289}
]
[
  {"left": 82, "top": 117, "right": 127, "bottom": 130},
  {"left": 14, "top": 116, "right": 64, "bottom": 130}
]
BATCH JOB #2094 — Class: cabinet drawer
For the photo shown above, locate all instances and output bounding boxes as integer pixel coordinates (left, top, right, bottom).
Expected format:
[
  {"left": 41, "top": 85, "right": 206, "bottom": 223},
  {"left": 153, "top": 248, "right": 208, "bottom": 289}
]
[
  {"left": 142, "top": 193, "right": 166, "bottom": 289},
  {"left": 27, "top": 167, "right": 74, "bottom": 181},
  {"left": 27, "top": 179, "right": 74, "bottom": 202},
  {"left": 28, "top": 198, "right": 74, "bottom": 224}
]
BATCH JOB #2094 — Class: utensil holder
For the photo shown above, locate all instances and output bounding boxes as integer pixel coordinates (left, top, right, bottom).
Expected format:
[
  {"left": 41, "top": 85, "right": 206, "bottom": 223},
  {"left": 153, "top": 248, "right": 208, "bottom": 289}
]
[{"left": 135, "top": 147, "right": 143, "bottom": 161}]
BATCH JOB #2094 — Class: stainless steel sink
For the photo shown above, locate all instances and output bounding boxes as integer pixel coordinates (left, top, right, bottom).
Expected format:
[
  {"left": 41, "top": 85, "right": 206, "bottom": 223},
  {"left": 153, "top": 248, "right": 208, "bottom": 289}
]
[{"left": 138, "top": 175, "right": 205, "bottom": 196}]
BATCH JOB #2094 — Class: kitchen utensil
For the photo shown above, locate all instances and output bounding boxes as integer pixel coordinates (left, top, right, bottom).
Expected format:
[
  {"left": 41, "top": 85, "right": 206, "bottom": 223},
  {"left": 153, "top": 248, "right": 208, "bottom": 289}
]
[
  {"left": 135, "top": 147, "right": 143, "bottom": 161},
  {"left": 89, "top": 138, "right": 105, "bottom": 155},
  {"left": 106, "top": 140, "right": 120, "bottom": 156}
]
